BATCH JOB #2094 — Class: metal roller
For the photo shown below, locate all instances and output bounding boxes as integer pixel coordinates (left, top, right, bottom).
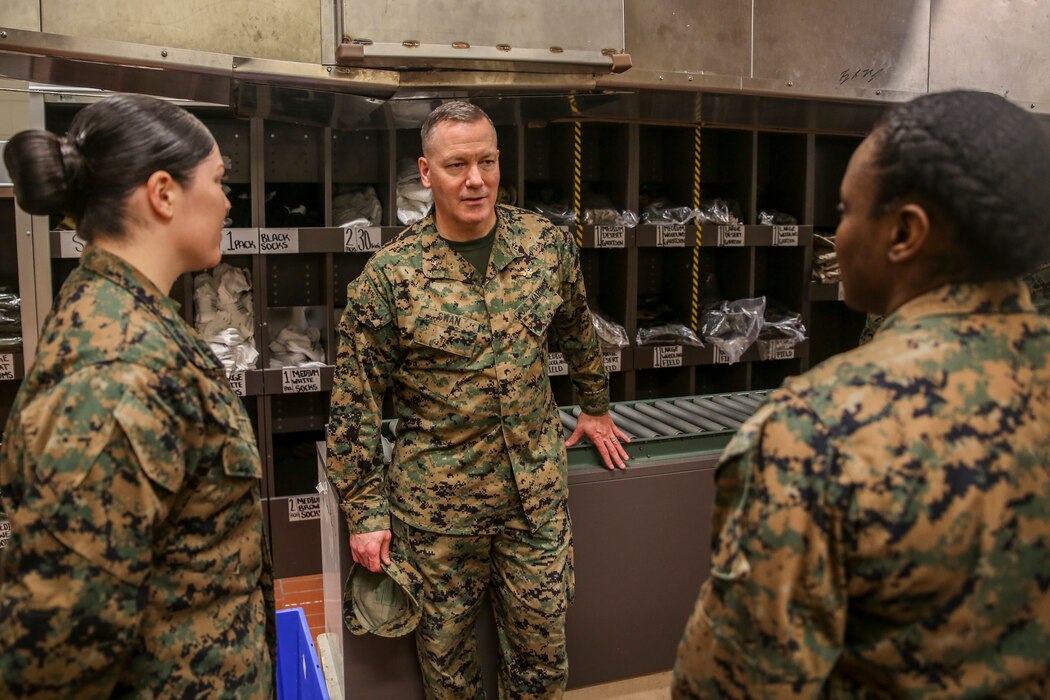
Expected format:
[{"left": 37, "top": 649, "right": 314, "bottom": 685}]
[
  {"left": 559, "top": 410, "right": 578, "bottom": 433},
  {"left": 632, "top": 402, "right": 702, "bottom": 434},
  {"left": 573, "top": 406, "right": 651, "bottom": 440},
  {"left": 613, "top": 404, "right": 680, "bottom": 437},
  {"left": 713, "top": 393, "right": 764, "bottom": 415},
  {"left": 651, "top": 401, "right": 716, "bottom": 432},
  {"left": 704, "top": 396, "right": 753, "bottom": 422},
  {"left": 672, "top": 399, "right": 741, "bottom": 430},
  {"left": 733, "top": 394, "right": 766, "bottom": 409}
]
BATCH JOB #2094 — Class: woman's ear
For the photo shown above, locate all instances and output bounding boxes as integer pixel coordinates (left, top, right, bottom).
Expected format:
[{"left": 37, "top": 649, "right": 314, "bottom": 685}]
[
  {"left": 144, "top": 170, "right": 177, "bottom": 220},
  {"left": 886, "top": 203, "right": 931, "bottom": 263}
]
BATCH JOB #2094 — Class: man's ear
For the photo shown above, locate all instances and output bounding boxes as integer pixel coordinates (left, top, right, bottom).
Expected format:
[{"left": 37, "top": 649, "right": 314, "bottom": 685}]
[
  {"left": 887, "top": 203, "right": 931, "bottom": 263},
  {"left": 418, "top": 156, "right": 432, "bottom": 189},
  {"left": 145, "top": 170, "right": 177, "bottom": 220}
]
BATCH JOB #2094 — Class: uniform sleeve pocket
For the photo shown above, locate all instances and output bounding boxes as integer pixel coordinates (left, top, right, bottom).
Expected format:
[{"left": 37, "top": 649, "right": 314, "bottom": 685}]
[
  {"left": 222, "top": 410, "right": 262, "bottom": 479},
  {"left": 346, "top": 275, "right": 392, "bottom": 330},
  {"left": 114, "top": 390, "right": 186, "bottom": 493},
  {"left": 412, "top": 314, "right": 478, "bottom": 359}
]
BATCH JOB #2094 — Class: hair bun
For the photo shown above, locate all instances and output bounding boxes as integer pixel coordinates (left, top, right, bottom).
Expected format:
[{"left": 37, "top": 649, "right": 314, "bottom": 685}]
[
  {"left": 3, "top": 129, "right": 79, "bottom": 217},
  {"left": 57, "top": 132, "right": 86, "bottom": 187}
]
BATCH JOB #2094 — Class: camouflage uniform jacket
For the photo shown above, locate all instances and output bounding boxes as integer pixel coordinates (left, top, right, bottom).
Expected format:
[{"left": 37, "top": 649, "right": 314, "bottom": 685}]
[
  {"left": 327, "top": 205, "right": 608, "bottom": 535},
  {"left": 0, "top": 246, "right": 273, "bottom": 698},
  {"left": 674, "top": 280, "right": 1050, "bottom": 699}
]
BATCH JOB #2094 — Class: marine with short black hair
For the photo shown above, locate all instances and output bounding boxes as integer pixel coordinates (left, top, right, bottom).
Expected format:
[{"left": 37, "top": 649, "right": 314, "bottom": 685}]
[{"left": 674, "top": 90, "right": 1050, "bottom": 698}]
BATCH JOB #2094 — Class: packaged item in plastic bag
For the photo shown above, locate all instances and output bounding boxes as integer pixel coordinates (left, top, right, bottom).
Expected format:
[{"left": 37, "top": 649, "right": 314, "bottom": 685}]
[
  {"left": 758, "top": 209, "right": 799, "bottom": 225},
  {"left": 583, "top": 208, "right": 640, "bottom": 227},
  {"left": 268, "top": 307, "right": 326, "bottom": 368},
  {"left": 194, "top": 264, "right": 258, "bottom": 372},
  {"left": 526, "top": 200, "right": 576, "bottom": 226},
  {"left": 695, "top": 199, "right": 740, "bottom": 225},
  {"left": 701, "top": 296, "right": 766, "bottom": 364},
  {"left": 396, "top": 158, "right": 433, "bottom": 225},
  {"left": 812, "top": 234, "right": 840, "bottom": 282},
  {"left": 640, "top": 203, "right": 699, "bottom": 225},
  {"left": 636, "top": 323, "right": 704, "bottom": 348},
  {"left": 591, "top": 310, "right": 630, "bottom": 351},
  {"left": 756, "top": 301, "right": 807, "bottom": 360},
  {"left": 334, "top": 185, "right": 383, "bottom": 227}
]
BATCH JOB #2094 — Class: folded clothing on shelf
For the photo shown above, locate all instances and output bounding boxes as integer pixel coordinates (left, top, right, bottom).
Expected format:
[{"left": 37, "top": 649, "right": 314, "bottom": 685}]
[
  {"left": 334, "top": 185, "right": 383, "bottom": 228},
  {"left": 194, "top": 264, "right": 258, "bottom": 372},
  {"left": 268, "top": 307, "right": 326, "bottom": 368}
]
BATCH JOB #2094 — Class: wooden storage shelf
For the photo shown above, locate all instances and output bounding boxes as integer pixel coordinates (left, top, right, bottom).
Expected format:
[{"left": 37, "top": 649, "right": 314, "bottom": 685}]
[{"left": 809, "top": 281, "right": 845, "bottom": 302}]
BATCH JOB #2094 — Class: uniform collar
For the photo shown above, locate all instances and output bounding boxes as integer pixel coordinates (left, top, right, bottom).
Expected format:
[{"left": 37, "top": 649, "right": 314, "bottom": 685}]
[
  {"left": 79, "top": 244, "right": 221, "bottom": 371},
  {"left": 421, "top": 205, "right": 527, "bottom": 281},
  {"left": 882, "top": 279, "right": 1035, "bottom": 332}
]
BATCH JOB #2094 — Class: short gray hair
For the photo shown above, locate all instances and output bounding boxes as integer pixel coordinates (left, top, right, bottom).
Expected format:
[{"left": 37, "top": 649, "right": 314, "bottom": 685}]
[{"left": 420, "top": 101, "right": 496, "bottom": 155}]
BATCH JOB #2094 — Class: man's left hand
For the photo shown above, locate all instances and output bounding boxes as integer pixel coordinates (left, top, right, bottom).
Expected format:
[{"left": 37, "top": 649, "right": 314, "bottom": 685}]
[{"left": 566, "top": 412, "right": 631, "bottom": 470}]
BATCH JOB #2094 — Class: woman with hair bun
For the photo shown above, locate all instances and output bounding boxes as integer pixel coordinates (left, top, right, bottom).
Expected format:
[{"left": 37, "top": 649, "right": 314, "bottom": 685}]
[{"left": 0, "top": 94, "right": 272, "bottom": 697}]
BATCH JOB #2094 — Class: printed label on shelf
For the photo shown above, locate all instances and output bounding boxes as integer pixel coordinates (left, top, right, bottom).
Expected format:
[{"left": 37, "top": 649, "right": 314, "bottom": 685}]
[
  {"left": 58, "top": 230, "right": 87, "bottom": 258},
  {"left": 344, "top": 226, "right": 383, "bottom": 253},
  {"left": 227, "top": 371, "right": 246, "bottom": 396},
  {"left": 656, "top": 224, "right": 687, "bottom": 247},
  {"left": 259, "top": 229, "right": 300, "bottom": 254},
  {"left": 0, "top": 354, "right": 15, "bottom": 381},
  {"left": 654, "top": 345, "right": 683, "bottom": 368},
  {"left": 282, "top": 367, "right": 322, "bottom": 393},
  {"left": 603, "top": 352, "right": 622, "bottom": 373},
  {"left": 838, "top": 283, "right": 846, "bottom": 301},
  {"left": 768, "top": 339, "right": 796, "bottom": 360},
  {"left": 0, "top": 518, "right": 9, "bottom": 549},
  {"left": 773, "top": 225, "right": 799, "bottom": 247},
  {"left": 594, "top": 225, "right": 626, "bottom": 248},
  {"left": 288, "top": 495, "right": 321, "bottom": 522},
  {"left": 547, "top": 352, "right": 568, "bottom": 376},
  {"left": 221, "top": 229, "right": 260, "bottom": 255},
  {"left": 717, "top": 225, "right": 745, "bottom": 247},
  {"left": 713, "top": 346, "right": 730, "bottom": 364}
]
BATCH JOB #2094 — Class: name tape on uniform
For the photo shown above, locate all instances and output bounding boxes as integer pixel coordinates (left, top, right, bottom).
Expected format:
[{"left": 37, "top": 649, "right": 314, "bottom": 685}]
[
  {"left": 547, "top": 352, "right": 568, "bottom": 376},
  {"left": 603, "top": 353, "right": 622, "bottom": 373},
  {"left": 228, "top": 371, "right": 246, "bottom": 396},
  {"left": 344, "top": 226, "right": 383, "bottom": 253},
  {"left": 288, "top": 495, "right": 321, "bottom": 522},
  {"left": 717, "top": 224, "right": 745, "bottom": 247},
  {"left": 656, "top": 224, "right": 687, "bottom": 247},
  {"left": 58, "top": 230, "right": 87, "bottom": 259},
  {"left": 654, "top": 345, "right": 683, "bottom": 368},
  {"left": 0, "top": 518, "right": 9, "bottom": 549},
  {"left": 594, "top": 226, "right": 626, "bottom": 248},
  {"left": 221, "top": 229, "right": 260, "bottom": 255},
  {"left": 259, "top": 229, "right": 300, "bottom": 254},
  {"left": 0, "top": 354, "right": 15, "bottom": 381},
  {"left": 282, "top": 367, "right": 322, "bottom": 393},
  {"left": 772, "top": 225, "right": 799, "bottom": 247}
]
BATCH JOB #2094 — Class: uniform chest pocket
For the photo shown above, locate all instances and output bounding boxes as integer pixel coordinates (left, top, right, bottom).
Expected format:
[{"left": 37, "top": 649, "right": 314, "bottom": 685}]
[
  {"left": 514, "top": 278, "right": 562, "bottom": 337},
  {"left": 412, "top": 313, "right": 479, "bottom": 359}
]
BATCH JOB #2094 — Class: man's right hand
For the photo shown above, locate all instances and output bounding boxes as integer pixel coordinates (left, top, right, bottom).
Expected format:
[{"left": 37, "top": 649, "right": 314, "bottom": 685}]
[{"left": 349, "top": 529, "right": 392, "bottom": 573}]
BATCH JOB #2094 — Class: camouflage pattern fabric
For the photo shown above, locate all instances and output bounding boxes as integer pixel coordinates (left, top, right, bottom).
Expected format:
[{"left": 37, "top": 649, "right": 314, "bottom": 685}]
[
  {"left": 674, "top": 280, "right": 1050, "bottom": 699},
  {"left": 861, "top": 266, "right": 1048, "bottom": 346},
  {"left": 394, "top": 509, "right": 573, "bottom": 699},
  {"left": 327, "top": 204, "right": 608, "bottom": 536},
  {"left": 0, "top": 246, "right": 273, "bottom": 698}
]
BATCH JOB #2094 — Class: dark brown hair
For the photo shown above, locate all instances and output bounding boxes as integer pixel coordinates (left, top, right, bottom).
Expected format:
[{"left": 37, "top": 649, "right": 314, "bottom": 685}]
[{"left": 3, "top": 94, "right": 215, "bottom": 242}]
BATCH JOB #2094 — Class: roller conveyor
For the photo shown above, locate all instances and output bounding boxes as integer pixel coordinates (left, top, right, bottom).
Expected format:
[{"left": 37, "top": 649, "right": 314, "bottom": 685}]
[
  {"left": 651, "top": 401, "right": 720, "bottom": 432},
  {"left": 689, "top": 398, "right": 751, "bottom": 424},
  {"left": 633, "top": 402, "right": 703, "bottom": 434},
  {"left": 706, "top": 395, "right": 758, "bottom": 421},
  {"left": 573, "top": 405, "right": 654, "bottom": 439},
  {"left": 613, "top": 404, "right": 681, "bottom": 437},
  {"left": 671, "top": 399, "right": 743, "bottom": 430}
]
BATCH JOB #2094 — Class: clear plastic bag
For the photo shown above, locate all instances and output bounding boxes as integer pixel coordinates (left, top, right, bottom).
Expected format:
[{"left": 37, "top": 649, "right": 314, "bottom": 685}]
[
  {"left": 759, "top": 302, "right": 807, "bottom": 342},
  {"left": 396, "top": 158, "right": 433, "bottom": 226},
  {"left": 700, "top": 297, "right": 766, "bottom": 364},
  {"left": 591, "top": 310, "right": 630, "bottom": 351},
  {"left": 527, "top": 201, "right": 576, "bottom": 226},
  {"left": 640, "top": 203, "right": 699, "bottom": 225},
  {"left": 695, "top": 199, "right": 740, "bottom": 225},
  {"left": 334, "top": 185, "right": 383, "bottom": 227},
  {"left": 583, "top": 208, "right": 640, "bottom": 227},
  {"left": 636, "top": 323, "right": 704, "bottom": 347},
  {"left": 758, "top": 209, "right": 799, "bottom": 225}
]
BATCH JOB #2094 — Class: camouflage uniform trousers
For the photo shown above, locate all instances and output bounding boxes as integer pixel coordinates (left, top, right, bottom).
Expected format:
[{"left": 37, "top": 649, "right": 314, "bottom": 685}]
[{"left": 393, "top": 507, "right": 574, "bottom": 699}]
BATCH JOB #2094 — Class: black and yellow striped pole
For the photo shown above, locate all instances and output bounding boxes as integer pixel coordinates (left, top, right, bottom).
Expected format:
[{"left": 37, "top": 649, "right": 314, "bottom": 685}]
[
  {"left": 690, "top": 118, "right": 702, "bottom": 334},
  {"left": 569, "top": 95, "right": 584, "bottom": 249}
]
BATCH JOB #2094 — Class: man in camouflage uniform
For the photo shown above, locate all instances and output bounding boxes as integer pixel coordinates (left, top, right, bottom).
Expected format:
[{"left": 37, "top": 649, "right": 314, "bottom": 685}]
[
  {"left": 327, "top": 101, "right": 628, "bottom": 698},
  {"left": 674, "top": 91, "right": 1050, "bottom": 698},
  {"left": 0, "top": 246, "right": 273, "bottom": 697}
]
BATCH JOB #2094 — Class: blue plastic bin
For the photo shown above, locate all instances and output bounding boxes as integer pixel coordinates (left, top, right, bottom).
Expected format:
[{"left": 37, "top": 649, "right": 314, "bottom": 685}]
[{"left": 276, "top": 607, "right": 330, "bottom": 700}]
